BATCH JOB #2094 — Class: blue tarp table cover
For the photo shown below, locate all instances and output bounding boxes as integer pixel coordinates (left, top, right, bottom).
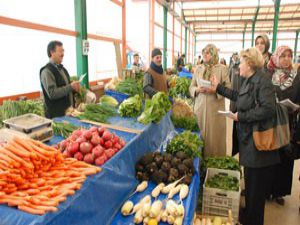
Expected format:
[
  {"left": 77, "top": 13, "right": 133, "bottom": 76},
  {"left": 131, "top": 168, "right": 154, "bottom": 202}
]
[{"left": 0, "top": 114, "right": 200, "bottom": 225}]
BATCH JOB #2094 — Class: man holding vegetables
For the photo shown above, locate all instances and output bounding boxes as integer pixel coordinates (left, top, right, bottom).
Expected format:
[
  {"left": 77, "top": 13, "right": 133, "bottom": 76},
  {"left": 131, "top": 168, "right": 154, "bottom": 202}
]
[
  {"left": 143, "top": 48, "right": 168, "bottom": 98},
  {"left": 40, "top": 40, "right": 80, "bottom": 118}
]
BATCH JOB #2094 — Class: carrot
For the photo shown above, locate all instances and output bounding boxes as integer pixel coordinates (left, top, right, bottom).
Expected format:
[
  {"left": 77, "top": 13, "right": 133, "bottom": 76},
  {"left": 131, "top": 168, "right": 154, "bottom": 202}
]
[
  {"left": 9, "top": 140, "right": 34, "bottom": 158},
  {"left": 4, "top": 143, "right": 31, "bottom": 158},
  {"left": 27, "top": 203, "right": 58, "bottom": 212},
  {"left": 25, "top": 189, "right": 40, "bottom": 195},
  {"left": 1, "top": 147, "right": 33, "bottom": 169},
  {"left": 18, "top": 204, "right": 45, "bottom": 215}
]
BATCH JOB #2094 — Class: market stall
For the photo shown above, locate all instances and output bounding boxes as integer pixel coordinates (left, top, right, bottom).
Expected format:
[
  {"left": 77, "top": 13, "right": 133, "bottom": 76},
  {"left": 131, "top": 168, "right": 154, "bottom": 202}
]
[{"left": 0, "top": 113, "right": 200, "bottom": 225}]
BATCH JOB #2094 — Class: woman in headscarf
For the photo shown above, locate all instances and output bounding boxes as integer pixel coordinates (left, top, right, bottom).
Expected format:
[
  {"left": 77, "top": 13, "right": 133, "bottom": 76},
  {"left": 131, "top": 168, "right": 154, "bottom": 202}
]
[
  {"left": 189, "top": 44, "right": 230, "bottom": 157},
  {"left": 266, "top": 46, "right": 300, "bottom": 205},
  {"left": 255, "top": 34, "right": 272, "bottom": 72}
]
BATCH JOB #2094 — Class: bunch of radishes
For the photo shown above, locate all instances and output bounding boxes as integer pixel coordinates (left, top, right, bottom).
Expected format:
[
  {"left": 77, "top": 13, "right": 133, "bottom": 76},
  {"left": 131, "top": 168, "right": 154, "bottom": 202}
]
[{"left": 58, "top": 126, "right": 126, "bottom": 166}]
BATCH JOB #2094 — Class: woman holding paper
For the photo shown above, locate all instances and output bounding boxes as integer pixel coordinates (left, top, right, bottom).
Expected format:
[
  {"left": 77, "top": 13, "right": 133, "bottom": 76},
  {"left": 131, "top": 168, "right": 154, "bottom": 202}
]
[
  {"left": 210, "top": 47, "right": 280, "bottom": 225},
  {"left": 189, "top": 44, "right": 230, "bottom": 157},
  {"left": 266, "top": 45, "right": 300, "bottom": 205}
]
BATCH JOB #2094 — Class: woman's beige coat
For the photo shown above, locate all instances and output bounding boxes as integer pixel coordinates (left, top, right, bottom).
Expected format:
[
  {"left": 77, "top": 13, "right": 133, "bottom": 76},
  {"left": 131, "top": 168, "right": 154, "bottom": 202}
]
[{"left": 189, "top": 64, "right": 231, "bottom": 157}]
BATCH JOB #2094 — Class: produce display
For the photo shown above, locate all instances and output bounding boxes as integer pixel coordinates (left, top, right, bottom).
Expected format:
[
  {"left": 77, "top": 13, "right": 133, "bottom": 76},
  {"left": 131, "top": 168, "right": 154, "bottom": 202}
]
[
  {"left": 169, "top": 77, "right": 191, "bottom": 98},
  {"left": 0, "top": 100, "right": 44, "bottom": 127},
  {"left": 99, "top": 95, "right": 119, "bottom": 107},
  {"left": 120, "top": 180, "right": 190, "bottom": 225},
  {"left": 193, "top": 214, "right": 234, "bottom": 225},
  {"left": 57, "top": 126, "right": 126, "bottom": 166},
  {"left": 166, "top": 131, "right": 203, "bottom": 158},
  {"left": 138, "top": 92, "right": 171, "bottom": 124},
  {"left": 0, "top": 137, "right": 100, "bottom": 215},
  {"left": 171, "top": 115, "right": 199, "bottom": 132},
  {"left": 77, "top": 103, "right": 118, "bottom": 123},
  {"left": 105, "top": 77, "right": 121, "bottom": 91},
  {"left": 115, "top": 78, "right": 143, "bottom": 97},
  {"left": 204, "top": 156, "right": 241, "bottom": 172},
  {"left": 52, "top": 121, "right": 80, "bottom": 139},
  {"left": 205, "top": 174, "right": 239, "bottom": 191},
  {"left": 135, "top": 151, "right": 195, "bottom": 185},
  {"left": 119, "top": 95, "right": 143, "bottom": 117}
]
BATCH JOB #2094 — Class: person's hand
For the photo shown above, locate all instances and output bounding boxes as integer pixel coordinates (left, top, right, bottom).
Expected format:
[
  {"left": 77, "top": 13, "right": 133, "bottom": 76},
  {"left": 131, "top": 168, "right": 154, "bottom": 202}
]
[
  {"left": 229, "top": 112, "right": 238, "bottom": 121},
  {"left": 71, "top": 81, "right": 80, "bottom": 92},
  {"left": 210, "top": 75, "right": 219, "bottom": 90},
  {"left": 197, "top": 86, "right": 216, "bottom": 94}
]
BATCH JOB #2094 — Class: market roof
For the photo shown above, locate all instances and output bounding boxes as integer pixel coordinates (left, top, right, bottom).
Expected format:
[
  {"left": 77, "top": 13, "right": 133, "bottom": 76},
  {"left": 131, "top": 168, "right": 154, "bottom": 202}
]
[{"left": 177, "top": 0, "right": 300, "bottom": 34}]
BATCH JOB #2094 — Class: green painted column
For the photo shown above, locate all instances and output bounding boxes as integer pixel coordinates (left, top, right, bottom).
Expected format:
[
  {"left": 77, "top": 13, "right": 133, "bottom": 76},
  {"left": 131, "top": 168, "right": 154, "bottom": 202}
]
[
  {"left": 294, "top": 30, "right": 299, "bottom": 62},
  {"left": 184, "top": 27, "right": 187, "bottom": 63},
  {"left": 74, "top": 0, "right": 89, "bottom": 88},
  {"left": 163, "top": 6, "right": 168, "bottom": 70},
  {"left": 272, "top": 0, "right": 281, "bottom": 53},
  {"left": 194, "top": 35, "right": 197, "bottom": 64},
  {"left": 251, "top": 4, "right": 260, "bottom": 46}
]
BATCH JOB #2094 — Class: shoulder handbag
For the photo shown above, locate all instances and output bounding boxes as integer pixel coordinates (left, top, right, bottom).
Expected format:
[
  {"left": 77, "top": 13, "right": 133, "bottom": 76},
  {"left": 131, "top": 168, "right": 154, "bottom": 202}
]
[{"left": 252, "top": 81, "right": 290, "bottom": 151}]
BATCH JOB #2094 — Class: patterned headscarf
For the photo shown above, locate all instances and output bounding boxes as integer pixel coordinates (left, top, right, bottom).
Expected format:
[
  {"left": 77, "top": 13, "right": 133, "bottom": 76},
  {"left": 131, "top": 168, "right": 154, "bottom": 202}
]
[
  {"left": 202, "top": 44, "right": 219, "bottom": 80},
  {"left": 267, "top": 46, "right": 296, "bottom": 90}
]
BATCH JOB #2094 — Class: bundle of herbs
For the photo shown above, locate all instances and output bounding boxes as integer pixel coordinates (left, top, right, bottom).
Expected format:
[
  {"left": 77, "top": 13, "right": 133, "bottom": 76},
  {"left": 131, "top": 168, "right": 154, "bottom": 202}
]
[
  {"left": 115, "top": 78, "right": 143, "bottom": 97},
  {"left": 206, "top": 174, "right": 239, "bottom": 191},
  {"left": 77, "top": 103, "right": 117, "bottom": 123}
]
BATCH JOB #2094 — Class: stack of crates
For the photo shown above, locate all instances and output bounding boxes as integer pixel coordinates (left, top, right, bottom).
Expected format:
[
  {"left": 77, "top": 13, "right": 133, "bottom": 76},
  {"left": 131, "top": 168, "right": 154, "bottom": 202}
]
[{"left": 202, "top": 168, "right": 241, "bottom": 221}]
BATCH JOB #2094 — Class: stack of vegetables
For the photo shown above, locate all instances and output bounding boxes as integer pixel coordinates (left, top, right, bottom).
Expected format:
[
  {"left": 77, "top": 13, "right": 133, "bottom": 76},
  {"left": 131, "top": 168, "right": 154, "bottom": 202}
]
[
  {"left": 169, "top": 77, "right": 191, "bottom": 98},
  {"left": 206, "top": 174, "right": 239, "bottom": 191},
  {"left": 120, "top": 179, "right": 190, "bottom": 224},
  {"left": 0, "top": 137, "right": 100, "bottom": 215},
  {"left": 99, "top": 95, "right": 119, "bottom": 107},
  {"left": 204, "top": 156, "right": 241, "bottom": 172},
  {"left": 57, "top": 126, "right": 126, "bottom": 166},
  {"left": 166, "top": 131, "right": 203, "bottom": 159},
  {"left": 171, "top": 98, "right": 199, "bottom": 131},
  {"left": 115, "top": 78, "right": 143, "bottom": 97},
  {"left": 76, "top": 103, "right": 118, "bottom": 123},
  {"left": 138, "top": 92, "right": 171, "bottom": 124},
  {"left": 0, "top": 100, "right": 44, "bottom": 128},
  {"left": 135, "top": 151, "right": 195, "bottom": 185},
  {"left": 194, "top": 212, "right": 234, "bottom": 225},
  {"left": 119, "top": 95, "right": 143, "bottom": 117}
]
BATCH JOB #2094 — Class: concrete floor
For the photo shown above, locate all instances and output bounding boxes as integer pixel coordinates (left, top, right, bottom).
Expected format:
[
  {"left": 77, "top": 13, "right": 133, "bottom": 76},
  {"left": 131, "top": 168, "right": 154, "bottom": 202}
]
[{"left": 225, "top": 100, "right": 300, "bottom": 225}]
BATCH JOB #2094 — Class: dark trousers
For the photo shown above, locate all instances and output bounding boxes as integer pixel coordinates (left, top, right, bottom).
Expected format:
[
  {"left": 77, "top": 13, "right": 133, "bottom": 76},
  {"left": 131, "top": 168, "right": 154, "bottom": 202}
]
[
  {"left": 244, "top": 165, "right": 276, "bottom": 225},
  {"left": 232, "top": 121, "right": 239, "bottom": 156}
]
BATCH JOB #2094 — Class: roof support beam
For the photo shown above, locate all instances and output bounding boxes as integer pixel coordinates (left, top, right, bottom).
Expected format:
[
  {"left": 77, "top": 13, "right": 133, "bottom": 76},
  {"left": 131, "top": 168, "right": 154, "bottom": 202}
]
[
  {"left": 185, "top": 26, "right": 188, "bottom": 62},
  {"left": 74, "top": 0, "right": 89, "bottom": 88},
  {"left": 294, "top": 29, "right": 300, "bottom": 62},
  {"left": 272, "top": 0, "right": 281, "bottom": 52},
  {"left": 251, "top": 0, "right": 260, "bottom": 46}
]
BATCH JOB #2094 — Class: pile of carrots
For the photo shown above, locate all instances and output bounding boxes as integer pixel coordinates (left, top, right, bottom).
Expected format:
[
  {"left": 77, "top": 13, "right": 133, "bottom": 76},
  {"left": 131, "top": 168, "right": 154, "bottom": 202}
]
[{"left": 0, "top": 136, "right": 101, "bottom": 215}]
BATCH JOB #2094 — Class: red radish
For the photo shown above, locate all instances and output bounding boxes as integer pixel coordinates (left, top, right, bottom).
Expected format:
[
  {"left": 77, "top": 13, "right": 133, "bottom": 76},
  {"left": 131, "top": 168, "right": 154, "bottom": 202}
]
[
  {"left": 63, "top": 150, "right": 72, "bottom": 158},
  {"left": 75, "top": 136, "right": 86, "bottom": 144},
  {"left": 95, "top": 155, "right": 106, "bottom": 166},
  {"left": 98, "top": 127, "right": 105, "bottom": 136},
  {"left": 74, "top": 152, "right": 84, "bottom": 161},
  {"left": 100, "top": 138, "right": 104, "bottom": 146},
  {"left": 83, "top": 153, "right": 94, "bottom": 164},
  {"left": 70, "top": 134, "right": 78, "bottom": 141},
  {"left": 72, "top": 129, "right": 83, "bottom": 137},
  {"left": 102, "top": 131, "right": 112, "bottom": 141},
  {"left": 83, "top": 130, "right": 93, "bottom": 140},
  {"left": 114, "top": 143, "right": 122, "bottom": 150},
  {"left": 104, "top": 140, "right": 113, "bottom": 149},
  {"left": 119, "top": 139, "right": 126, "bottom": 147},
  {"left": 80, "top": 142, "right": 93, "bottom": 154},
  {"left": 112, "top": 136, "right": 120, "bottom": 144},
  {"left": 89, "top": 126, "right": 98, "bottom": 132},
  {"left": 69, "top": 142, "right": 79, "bottom": 154},
  {"left": 59, "top": 140, "right": 68, "bottom": 151},
  {"left": 105, "top": 148, "right": 114, "bottom": 159},
  {"left": 92, "top": 146, "right": 104, "bottom": 158},
  {"left": 90, "top": 133, "right": 101, "bottom": 145},
  {"left": 112, "top": 148, "right": 118, "bottom": 154}
]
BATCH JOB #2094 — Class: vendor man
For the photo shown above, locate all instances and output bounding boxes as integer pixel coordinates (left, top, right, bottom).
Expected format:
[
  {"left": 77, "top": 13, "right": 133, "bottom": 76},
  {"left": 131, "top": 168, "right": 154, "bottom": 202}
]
[
  {"left": 131, "top": 53, "right": 143, "bottom": 73},
  {"left": 143, "top": 48, "right": 168, "bottom": 98},
  {"left": 40, "top": 40, "right": 80, "bottom": 119}
]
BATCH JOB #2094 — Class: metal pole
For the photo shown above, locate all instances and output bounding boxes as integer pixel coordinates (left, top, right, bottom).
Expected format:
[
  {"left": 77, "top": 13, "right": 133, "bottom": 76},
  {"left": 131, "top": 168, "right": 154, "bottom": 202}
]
[
  {"left": 163, "top": 6, "right": 168, "bottom": 70},
  {"left": 272, "top": 0, "right": 281, "bottom": 52},
  {"left": 294, "top": 30, "right": 299, "bottom": 62},
  {"left": 251, "top": 1, "right": 260, "bottom": 46},
  {"left": 185, "top": 27, "right": 187, "bottom": 63},
  {"left": 74, "top": 0, "right": 89, "bottom": 88}
]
